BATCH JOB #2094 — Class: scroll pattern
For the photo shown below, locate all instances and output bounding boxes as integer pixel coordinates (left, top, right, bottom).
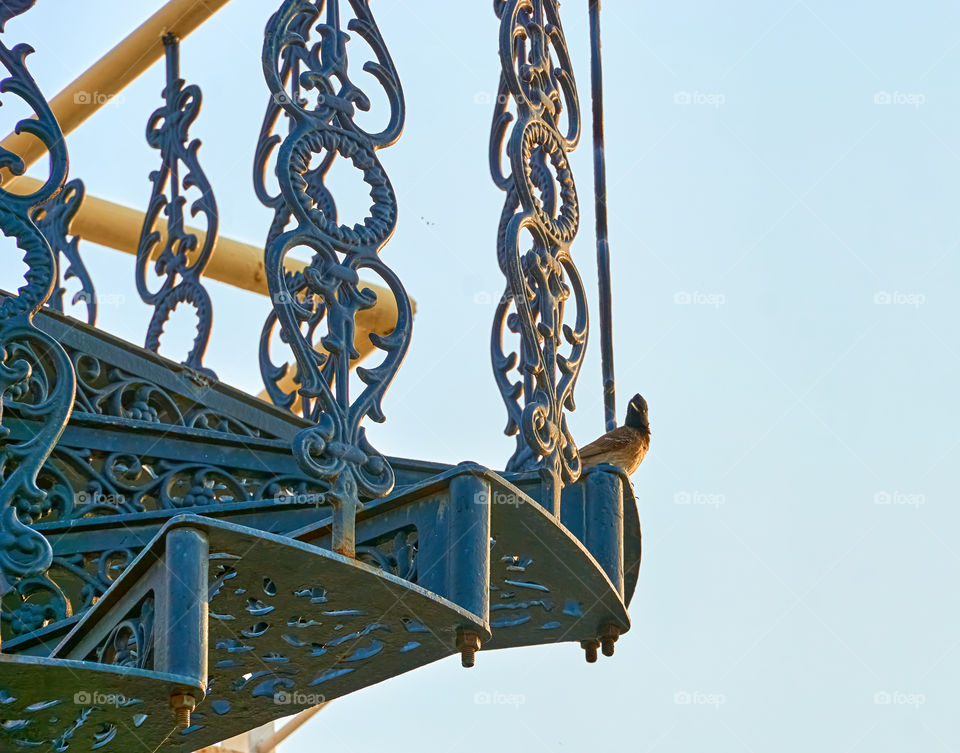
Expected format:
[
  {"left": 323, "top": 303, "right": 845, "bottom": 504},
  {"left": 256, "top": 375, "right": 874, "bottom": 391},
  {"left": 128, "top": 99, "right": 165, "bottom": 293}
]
[
  {"left": 0, "top": 3, "right": 74, "bottom": 607},
  {"left": 489, "top": 0, "right": 588, "bottom": 513},
  {"left": 33, "top": 179, "right": 97, "bottom": 325},
  {"left": 136, "top": 35, "right": 218, "bottom": 378},
  {"left": 256, "top": 0, "right": 411, "bottom": 555}
]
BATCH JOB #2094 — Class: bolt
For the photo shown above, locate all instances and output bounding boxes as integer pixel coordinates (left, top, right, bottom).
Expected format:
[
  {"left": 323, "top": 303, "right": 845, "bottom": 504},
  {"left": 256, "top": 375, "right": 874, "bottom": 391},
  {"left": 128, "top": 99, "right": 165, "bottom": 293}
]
[
  {"left": 456, "top": 629, "right": 482, "bottom": 668},
  {"left": 581, "top": 639, "right": 600, "bottom": 664},
  {"left": 170, "top": 691, "right": 197, "bottom": 730},
  {"left": 599, "top": 623, "right": 620, "bottom": 657}
]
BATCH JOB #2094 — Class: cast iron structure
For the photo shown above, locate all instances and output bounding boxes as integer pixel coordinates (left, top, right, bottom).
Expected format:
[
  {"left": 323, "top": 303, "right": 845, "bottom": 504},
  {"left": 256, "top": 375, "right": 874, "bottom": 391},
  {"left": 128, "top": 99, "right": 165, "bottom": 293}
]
[
  {"left": 490, "top": 0, "right": 588, "bottom": 515},
  {"left": 136, "top": 33, "right": 218, "bottom": 378},
  {"left": 255, "top": 0, "right": 411, "bottom": 558},
  {"left": 0, "top": 1, "right": 640, "bottom": 750}
]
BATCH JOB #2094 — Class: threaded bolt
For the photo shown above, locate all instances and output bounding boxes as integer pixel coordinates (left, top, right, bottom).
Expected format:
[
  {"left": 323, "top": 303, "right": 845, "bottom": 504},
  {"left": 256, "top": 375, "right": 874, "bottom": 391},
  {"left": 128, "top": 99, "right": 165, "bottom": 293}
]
[
  {"left": 170, "top": 692, "right": 196, "bottom": 730},
  {"left": 456, "top": 629, "right": 481, "bottom": 668},
  {"left": 581, "top": 639, "right": 600, "bottom": 664},
  {"left": 599, "top": 623, "right": 620, "bottom": 657}
]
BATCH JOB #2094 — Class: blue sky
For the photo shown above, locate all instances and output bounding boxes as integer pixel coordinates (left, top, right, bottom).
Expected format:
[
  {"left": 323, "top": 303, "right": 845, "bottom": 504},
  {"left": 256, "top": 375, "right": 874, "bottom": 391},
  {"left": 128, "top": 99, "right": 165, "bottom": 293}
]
[{"left": 5, "top": 1, "right": 960, "bottom": 751}]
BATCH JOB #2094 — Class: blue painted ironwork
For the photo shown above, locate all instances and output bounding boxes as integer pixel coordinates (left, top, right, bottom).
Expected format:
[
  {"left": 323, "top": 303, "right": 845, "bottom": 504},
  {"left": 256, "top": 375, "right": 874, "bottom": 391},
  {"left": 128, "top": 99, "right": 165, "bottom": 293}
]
[
  {"left": 33, "top": 178, "right": 98, "bottom": 325},
  {"left": 256, "top": 0, "right": 412, "bottom": 557},
  {"left": 136, "top": 34, "right": 218, "bottom": 379},
  {"left": 0, "top": 2, "right": 641, "bottom": 742},
  {"left": 490, "top": 0, "right": 589, "bottom": 514},
  {"left": 588, "top": 0, "right": 617, "bottom": 433},
  {"left": 0, "top": 2, "right": 74, "bottom": 610},
  {"left": 47, "top": 515, "right": 489, "bottom": 750}
]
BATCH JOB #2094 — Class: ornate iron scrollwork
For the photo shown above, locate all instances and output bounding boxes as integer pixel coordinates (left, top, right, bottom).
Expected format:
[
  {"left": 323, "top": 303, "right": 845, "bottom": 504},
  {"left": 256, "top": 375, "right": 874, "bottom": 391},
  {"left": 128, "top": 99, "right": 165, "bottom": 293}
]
[
  {"left": 256, "top": 0, "right": 411, "bottom": 556},
  {"left": 136, "top": 34, "right": 218, "bottom": 378},
  {"left": 490, "top": 0, "right": 588, "bottom": 514},
  {"left": 0, "top": 3, "right": 74, "bottom": 611},
  {"left": 94, "top": 594, "right": 155, "bottom": 669},
  {"left": 33, "top": 178, "right": 97, "bottom": 325}
]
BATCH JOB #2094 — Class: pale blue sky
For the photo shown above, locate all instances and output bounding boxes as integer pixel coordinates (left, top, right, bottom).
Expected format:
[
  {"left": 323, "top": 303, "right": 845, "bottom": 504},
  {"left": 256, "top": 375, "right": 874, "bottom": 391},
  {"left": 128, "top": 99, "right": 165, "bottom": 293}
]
[{"left": 5, "top": 2, "right": 960, "bottom": 751}]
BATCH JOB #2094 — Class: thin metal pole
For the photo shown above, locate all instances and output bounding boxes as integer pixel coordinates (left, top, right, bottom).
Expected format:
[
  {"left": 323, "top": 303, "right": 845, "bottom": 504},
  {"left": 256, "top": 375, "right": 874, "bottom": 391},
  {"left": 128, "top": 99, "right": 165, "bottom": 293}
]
[{"left": 589, "top": 0, "right": 617, "bottom": 432}]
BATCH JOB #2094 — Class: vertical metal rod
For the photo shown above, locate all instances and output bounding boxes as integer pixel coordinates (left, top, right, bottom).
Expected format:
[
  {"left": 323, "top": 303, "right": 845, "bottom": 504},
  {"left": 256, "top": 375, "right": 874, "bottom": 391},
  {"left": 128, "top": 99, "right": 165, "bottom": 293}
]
[
  {"left": 162, "top": 35, "right": 180, "bottom": 235},
  {"left": 589, "top": 0, "right": 618, "bottom": 432}
]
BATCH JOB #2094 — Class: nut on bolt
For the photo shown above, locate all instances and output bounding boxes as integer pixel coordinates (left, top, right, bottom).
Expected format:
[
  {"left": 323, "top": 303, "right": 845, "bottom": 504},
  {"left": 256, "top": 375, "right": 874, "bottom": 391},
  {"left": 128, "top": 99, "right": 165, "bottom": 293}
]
[
  {"left": 581, "top": 638, "right": 600, "bottom": 664},
  {"left": 456, "top": 629, "right": 482, "bottom": 668},
  {"left": 599, "top": 623, "right": 621, "bottom": 657},
  {"left": 170, "top": 691, "right": 197, "bottom": 730}
]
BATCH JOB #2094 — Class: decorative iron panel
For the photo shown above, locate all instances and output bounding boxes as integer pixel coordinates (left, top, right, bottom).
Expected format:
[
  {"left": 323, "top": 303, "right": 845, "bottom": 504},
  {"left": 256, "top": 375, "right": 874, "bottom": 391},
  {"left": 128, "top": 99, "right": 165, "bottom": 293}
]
[
  {"left": 0, "top": 3, "right": 75, "bottom": 612},
  {"left": 489, "top": 0, "right": 589, "bottom": 514},
  {"left": 255, "top": 0, "right": 412, "bottom": 556},
  {"left": 33, "top": 178, "right": 97, "bottom": 325},
  {"left": 136, "top": 34, "right": 218, "bottom": 378}
]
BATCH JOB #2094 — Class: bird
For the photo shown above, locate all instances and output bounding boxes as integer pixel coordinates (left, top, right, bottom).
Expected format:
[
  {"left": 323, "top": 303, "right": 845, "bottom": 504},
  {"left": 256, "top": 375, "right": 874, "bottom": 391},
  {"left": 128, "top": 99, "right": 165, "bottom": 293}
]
[{"left": 578, "top": 393, "right": 650, "bottom": 475}]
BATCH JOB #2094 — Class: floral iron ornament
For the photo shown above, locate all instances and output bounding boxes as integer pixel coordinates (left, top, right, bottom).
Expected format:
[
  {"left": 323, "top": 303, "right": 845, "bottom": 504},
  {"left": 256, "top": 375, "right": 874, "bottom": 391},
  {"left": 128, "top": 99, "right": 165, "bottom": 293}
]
[
  {"left": 33, "top": 178, "right": 97, "bottom": 325},
  {"left": 257, "top": 0, "right": 411, "bottom": 556},
  {"left": 136, "top": 34, "right": 218, "bottom": 379},
  {"left": 490, "top": 0, "right": 588, "bottom": 514},
  {"left": 0, "top": 2, "right": 75, "bottom": 611}
]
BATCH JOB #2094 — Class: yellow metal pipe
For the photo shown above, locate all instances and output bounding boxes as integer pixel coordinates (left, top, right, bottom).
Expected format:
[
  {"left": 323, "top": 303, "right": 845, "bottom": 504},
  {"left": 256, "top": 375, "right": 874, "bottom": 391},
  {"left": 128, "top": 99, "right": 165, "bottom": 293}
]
[
  {"left": 1, "top": 0, "right": 233, "bottom": 185},
  {"left": 1, "top": 0, "right": 411, "bottom": 398},
  {"left": 253, "top": 705, "right": 328, "bottom": 753},
  {"left": 15, "top": 175, "right": 294, "bottom": 293}
]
